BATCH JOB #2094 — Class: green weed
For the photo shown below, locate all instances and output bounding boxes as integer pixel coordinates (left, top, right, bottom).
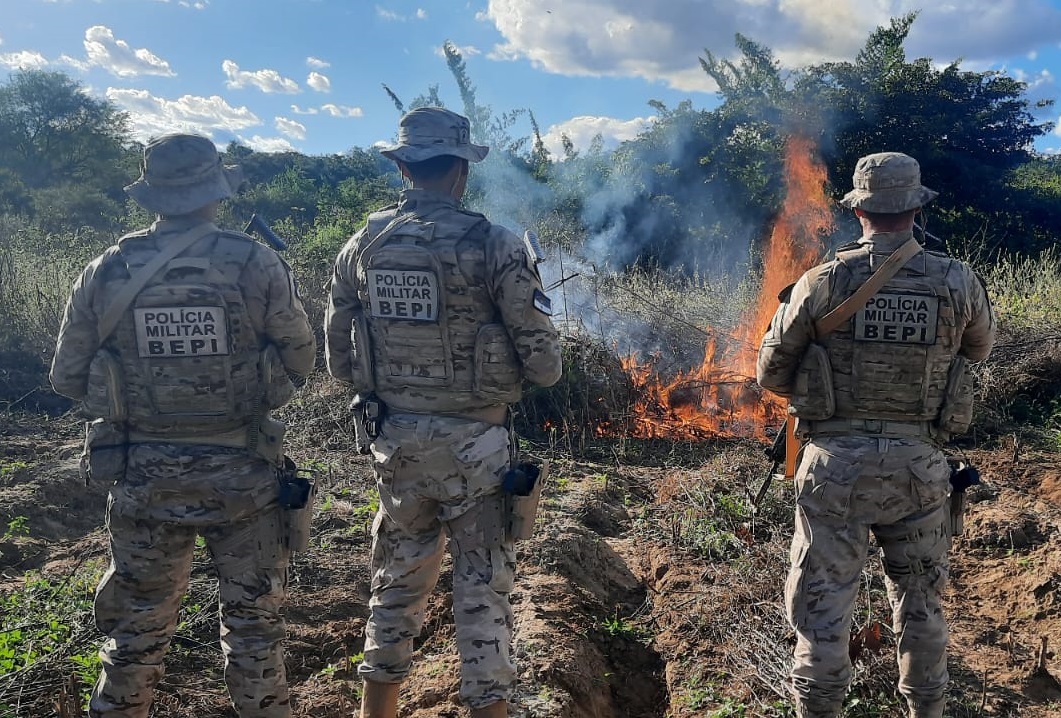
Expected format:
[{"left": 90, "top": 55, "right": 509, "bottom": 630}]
[
  {"left": 983, "top": 247, "right": 1061, "bottom": 331},
  {"left": 318, "top": 651, "right": 363, "bottom": 678},
  {"left": 0, "top": 461, "right": 29, "bottom": 479},
  {"left": 599, "top": 610, "right": 640, "bottom": 640},
  {"left": 0, "top": 564, "right": 104, "bottom": 711},
  {"left": 844, "top": 690, "right": 904, "bottom": 717},
  {"left": 2, "top": 516, "right": 29, "bottom": 541}
]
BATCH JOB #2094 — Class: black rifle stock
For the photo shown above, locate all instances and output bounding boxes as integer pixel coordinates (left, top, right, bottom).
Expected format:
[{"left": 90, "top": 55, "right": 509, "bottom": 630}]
[
  {"left": 947, "top": 460, "right": 981, "bottom": 536},
  {"left": 244, "top": 213, "right": 289, "bottom": 251},
  {"left": 751, "top": 418, "right": 789, "bottom": 513}
]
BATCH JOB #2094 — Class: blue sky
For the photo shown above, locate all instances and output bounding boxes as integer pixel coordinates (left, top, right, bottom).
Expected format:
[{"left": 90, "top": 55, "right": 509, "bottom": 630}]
[{"left": 2, "top": 0, "right": 1061, "bottom": 157}]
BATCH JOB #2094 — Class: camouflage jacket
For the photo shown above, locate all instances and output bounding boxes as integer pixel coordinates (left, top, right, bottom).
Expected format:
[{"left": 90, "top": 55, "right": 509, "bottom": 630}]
[
  {"left": 51, "top": 218, "right": 316, "bottom": 407},
  {"left": 325, "top": 189, "right": 562, "bottom": 413},
  {"left": 757, "top": 230, "right": 995, "bottom": 416}
]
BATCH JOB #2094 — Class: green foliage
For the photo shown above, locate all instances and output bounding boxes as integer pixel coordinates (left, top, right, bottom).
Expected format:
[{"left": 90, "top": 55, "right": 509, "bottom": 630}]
[
  {"left": 0, "top": 215, "right": 100, "bottom": 404},
  {"left": 792, "top": 13, "right": 1055, "bottom": 253},
  {"left": 844, "top": 690, "right": 905, "bottom": 717},
  {"left": 317, "top": 651, "right": 364, "bottom": 678},
  {"left": 0, "top": 566, "right": 103, "bottom": 712},
  {"left": 0, "top": 69, "right": 134, "bottom": 233},
  {"left": 599, "top": 610, "right": 641, "bottom": 640},
  {"left": 677, "top": 671, "right": 760, "bottom": 716},
  {"left": 3, "top": 27, "right": 1060, "bottom": 410},
  {"left": 0, "top": 461, "right": 29, "bottom": 479},
  {"left": 2, "top": 516, "right": 29, "bottom": 540},
  {"left": 667, "top": 483, "right": 751, "bottom": 562},
  {"left": 982, "top": 246, "right": 1061, "bottom": 331}
]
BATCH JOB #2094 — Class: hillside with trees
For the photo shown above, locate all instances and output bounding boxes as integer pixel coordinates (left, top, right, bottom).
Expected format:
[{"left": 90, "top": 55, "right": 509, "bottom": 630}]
[{"left": 2, "top": 14, "right": 1061, "bottom": 717}]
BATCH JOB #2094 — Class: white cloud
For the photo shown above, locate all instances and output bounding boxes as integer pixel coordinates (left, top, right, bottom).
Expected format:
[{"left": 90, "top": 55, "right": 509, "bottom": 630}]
[
  {"left": 84, "top": 25, "right": 175, "bottom": 78},
  {"left": 58, "top": 54, "right": 91, "bottom": 72},
  {"left": 1020, "top": 67, "right": 1055, "bottom": 92},
  {"left": 542, "top": 115, "right": 654, "bottom": 158},
  {"left": 307, "top": 71, "right": 331, "bottom": 92},
  {"left": 106, "top": 87, "right": 261, "bottom": 142},
  {"left": 375, "top": 5, "right": 427, "bottom": 21},
  {"left": 240, "top": 135, "right": 297, "bottom": 153},
  {"left": 321, "top": 103, "right": 364, "bottom": 118},
  {"left": 483, "top": 0, "right": 1061, "bottom": 93},
  {"left": 275, "top": 117, "right": 307, "bottom": 140},
  {"left": 290, "top": 103, "right": 363, "bottom": 118},
  {"left": 306, "top": 56, "right": 331, "bottom": 69},
  {"left": 0, "top": 50, "right": 49, "bottom": 70},
  {"left": 222, "top": 60, "right": 300, "bottom": 94}
]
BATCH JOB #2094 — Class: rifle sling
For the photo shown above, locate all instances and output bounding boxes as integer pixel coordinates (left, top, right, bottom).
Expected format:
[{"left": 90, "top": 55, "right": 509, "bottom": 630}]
[
  {"left": 97, "top": 225, "right": 217, "bottom": 344},
  {"left": 751, "top": 236, "right": 923, "bottom": 509},
  {"left": 814, "top": 237, "right": 922, "bottom": 338}
]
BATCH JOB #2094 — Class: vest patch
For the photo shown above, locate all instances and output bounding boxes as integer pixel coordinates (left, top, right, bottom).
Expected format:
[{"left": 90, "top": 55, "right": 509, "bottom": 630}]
[
  {"left": 133, "top": 305, "right": 230, "bottom": 357},
  {"left": 854, "top": 293, "right": 939, "bottom": 345},
  {"left": 366, "top": 269, "right": 440, "bottom": 321}
]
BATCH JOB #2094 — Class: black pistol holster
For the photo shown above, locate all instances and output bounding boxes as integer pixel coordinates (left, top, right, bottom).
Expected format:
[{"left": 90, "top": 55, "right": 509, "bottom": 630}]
[
  {"left": 349, "top": 393, "right": 386, "bottom": 454},
  {"left": 277, "top": 456, "right": 318, "bottom": 552}
]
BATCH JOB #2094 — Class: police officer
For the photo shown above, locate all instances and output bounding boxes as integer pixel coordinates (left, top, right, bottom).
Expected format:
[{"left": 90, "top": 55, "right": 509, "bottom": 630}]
[
  {"left": 50, "top": 133, "right": 316, "bottom": 718},
  {"left": 756, "top": 152, "right": 995, "bottom": 718},
  {"left": 325, "top": 107, "right": 562, "bottom": 718}
]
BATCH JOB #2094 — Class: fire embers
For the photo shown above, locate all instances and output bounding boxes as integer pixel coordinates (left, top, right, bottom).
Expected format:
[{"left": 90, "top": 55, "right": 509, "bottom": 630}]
[{"left": 622, "top": 350, "right": 784, "bottom": 441}]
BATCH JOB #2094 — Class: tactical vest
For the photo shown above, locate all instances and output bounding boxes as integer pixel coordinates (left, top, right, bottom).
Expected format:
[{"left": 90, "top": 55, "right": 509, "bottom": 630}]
[
  {"left": 352, "top": 206, "right": 523, "bottom": 414},
  {"left": 822, "top": 244, "right": 960, "bottom": 423},
  {"left": 97, "top": 231, "right": 268, "bottom": 438}
]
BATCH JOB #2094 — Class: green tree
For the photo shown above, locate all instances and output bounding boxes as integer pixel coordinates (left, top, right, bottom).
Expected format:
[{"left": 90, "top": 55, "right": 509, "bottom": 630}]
[
  {"left": 443, "top": 40, "right": 492, "bottom": 144},
  {"left": 0, "top": 69, "right": 131, "bottom": 188},
  {"left": 0, "top": 69, "right": 133, "bottom": 232},
  {"left": 793, "top": 13, "right": 1056, "bottom": 251}
]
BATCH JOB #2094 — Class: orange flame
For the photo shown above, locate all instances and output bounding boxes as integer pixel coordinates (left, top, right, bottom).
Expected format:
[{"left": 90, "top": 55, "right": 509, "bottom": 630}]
[{"left": 622, "top": 136, "right": 834, "bottom": 441}]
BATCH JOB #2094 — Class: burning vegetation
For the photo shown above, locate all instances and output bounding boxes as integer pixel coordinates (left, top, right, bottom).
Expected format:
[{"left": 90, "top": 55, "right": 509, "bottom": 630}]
[{"left": 615, "top": 136, "right": 834, "bottom": 441}]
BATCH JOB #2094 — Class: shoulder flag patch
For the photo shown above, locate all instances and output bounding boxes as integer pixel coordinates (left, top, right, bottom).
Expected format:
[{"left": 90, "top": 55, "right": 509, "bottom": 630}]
[{"left": 532, "top": 289, "right": 552, "bottom": 315}]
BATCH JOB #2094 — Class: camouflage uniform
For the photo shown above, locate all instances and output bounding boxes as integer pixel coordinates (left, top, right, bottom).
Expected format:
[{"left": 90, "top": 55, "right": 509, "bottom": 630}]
[
  {"left": 50, "top": 134, "right": 316, "bottom": 718},
  {"left": 756, "top": 153, "right": 995, "bottom": 718},
  {"left": 325, "top": 108, "right": 562, "bottom": 710}
]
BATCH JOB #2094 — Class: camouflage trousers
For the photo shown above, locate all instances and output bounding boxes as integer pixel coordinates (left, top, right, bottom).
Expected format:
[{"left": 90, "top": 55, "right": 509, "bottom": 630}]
[
  {"left": 786, "top": 436, "right": 952, "bottom": 718},
  {"left": 90, "top": 444, "right": 291, "bottom": 718},
  {"left": 361, "top": 414, "right": 517, "bottom": 709}
]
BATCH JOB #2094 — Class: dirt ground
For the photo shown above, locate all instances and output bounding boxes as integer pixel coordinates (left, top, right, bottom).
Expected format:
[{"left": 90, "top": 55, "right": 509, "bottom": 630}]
[{"left": 1, "top": 379, "right": 1060, "bottom": 717}]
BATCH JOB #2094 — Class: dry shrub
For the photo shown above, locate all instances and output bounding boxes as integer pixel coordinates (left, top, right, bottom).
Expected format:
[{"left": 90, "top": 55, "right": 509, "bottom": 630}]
[
  {"left": 972, "top": 248, "right": 1061, "bottom": 440},
  {"left": 515, "top": 331, "right": 636, "bottom": 449},
  {"left": 972, "top": 327, "right": 1061, "bottom": 438}
]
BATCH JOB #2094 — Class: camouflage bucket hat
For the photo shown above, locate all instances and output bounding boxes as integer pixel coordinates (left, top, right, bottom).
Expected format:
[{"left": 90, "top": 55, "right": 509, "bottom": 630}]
[
  {"left": 124, "top": 133, "right": 244, "bottom": 215},
  {"left": 839, "top": 152, "right": 938, "bottom": 213},
  {"left": 379, "top": 107, "right": 490, "bottom": 164}
]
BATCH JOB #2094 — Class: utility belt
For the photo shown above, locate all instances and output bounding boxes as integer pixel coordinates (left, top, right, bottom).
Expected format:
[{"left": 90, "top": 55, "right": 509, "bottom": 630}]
[
  {"left": 383, "top": 404, "right": 509, "bottom": 427},
  {"left": 126, "top": 416, "right": 286, "bottom": 463},
  {"left": 352, "top": 394, "right": 510, "bottom": 454},
  {"left": 803, "top": 417, "right": 937, "bottom": 441},
  {"left": 126, "top": 429, "right": 247, "bottom": 448},
  {"left": 432, "top": 404, "right": 509, "bottom": 426}
]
